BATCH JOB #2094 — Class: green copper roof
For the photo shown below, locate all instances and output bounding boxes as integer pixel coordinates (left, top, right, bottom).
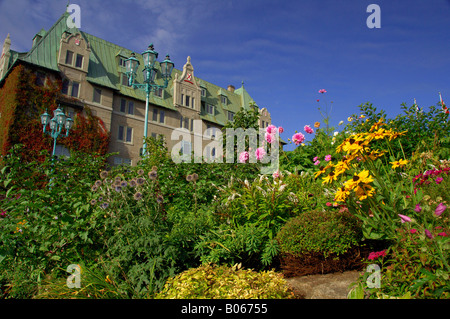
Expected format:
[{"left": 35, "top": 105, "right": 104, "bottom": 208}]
[{"left": 5, "top": 12, "right": 264, "bottom": 126}]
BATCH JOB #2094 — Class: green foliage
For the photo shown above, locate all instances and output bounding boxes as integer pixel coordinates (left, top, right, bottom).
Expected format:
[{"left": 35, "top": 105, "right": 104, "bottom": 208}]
[
  {"left": 155, "top": 263, "right": 293, "bottom": 299},
  {"left": 276, "top": 208, "right": 363, "bottom": 258},
  {"left": 0, "top": 145, "right": 110, "bottom": 298},
  {"left": 346, "top": 102, "right": 450, "bottom": 159}
]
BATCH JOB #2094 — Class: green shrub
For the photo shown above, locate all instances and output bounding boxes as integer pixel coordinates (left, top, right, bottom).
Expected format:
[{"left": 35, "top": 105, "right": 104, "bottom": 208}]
[
  {"left": 155, "top": 263, "right": 293, "bottom": 299},
  {"left": 276, "top": 208, "right": 363, "bottom": 258}
]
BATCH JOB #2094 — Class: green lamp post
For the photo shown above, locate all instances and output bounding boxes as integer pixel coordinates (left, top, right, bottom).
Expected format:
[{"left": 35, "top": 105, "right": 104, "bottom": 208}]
[
  {"left": 125, "top": 43, "right": 174, "bottom": 157},
  {"left": 41, "top": 105, "right": 74, "bottom": 158}
]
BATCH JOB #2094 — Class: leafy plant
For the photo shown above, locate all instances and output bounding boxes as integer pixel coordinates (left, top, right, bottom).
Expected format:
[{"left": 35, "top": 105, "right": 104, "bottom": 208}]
[
  {"left": 276, "top": 208, "right": 362, "bottom": 258},
  {"left": 155, "top": 263, "right": 293, "bottom": 299}
]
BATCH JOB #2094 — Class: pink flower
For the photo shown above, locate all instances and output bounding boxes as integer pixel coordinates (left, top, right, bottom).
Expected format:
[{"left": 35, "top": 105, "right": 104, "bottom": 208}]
[
  {"left": 414, "top": 204, "right": 421, "bottom": 213},
  {"left": 292, "top": 132, "right": 305, "bottom": 145},
  {"left": 435, "top": 177, "right": 444, "bottom": 184},
  {"left": 410, "top": 229, "right": 418, "bottom": 234},
  {"left": 398, "top": 214, "right": 411, "bottom": 223},
  {"left": 425, "top": 229, "right": 433, "bottom": 239},
  {"left": 368, "top": 250, "right": 386, "bottom": 260},
  {"left": 324, "top": 155, "right": 332, "bottom": 161},
  {"left": 438, "top": 232, "right": 448, "bottom": 237},
  {"left": 314, "top": 160, "right": 320, "bottom": 166},
  {"left": 304, "top": 125, "right": 314, "bottom": 134},
  {"left": 265, "top": 132, "right": 274, "bottom": 144},
  {"left": 326, "top": 202, "right": 332, "bottom": 207},
  {"left": 318, "top": 89, "right": 327, "bottom": 94},
  {"left": 266, "top": 125, "right": 276, "bottom": 134},
  {"left": 435, "top": 203, "right": 446, "bottom": 217},
  {"left": 239, "top": 151, "right": 249, "bottom": 163},
  {"left": 313, "top": 156, "right": 319, "bottom": 162},
  {"left": 278, "top": 127, "right": 284, "bottom": 134},
  {"left": 272, "top": 171, "right": 280, "bottom": 179},
  {"left": 255, "top": 147, "right": 266, "bottom": 161}
]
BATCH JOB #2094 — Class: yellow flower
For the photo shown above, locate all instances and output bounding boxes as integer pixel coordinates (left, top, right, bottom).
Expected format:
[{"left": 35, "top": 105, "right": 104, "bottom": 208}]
[
  {"left": 314, "top": 122, "right": 321, "bottom": 128},
  {"left": 334, "top": 161, "right": 350, "bottom": 177},
  {"left": 314, "top": 162, "right": 334, "bottom": 179},
  {"left": 322, "top": 171, "right": 337, "bottom": 184},
  {"left": 354, "top": 184, "right": 375, "bottom": 200},
  {"left": 391, "top": 159, "right": 408, "bottom": 169},
  {"left": 344, "top": 170, "right": 374, "bottom": 190},
  {"left": 339, "top": 135, "right": 368, "bottom": 155},
  {"left": 348, "top": 117, "right": 353, "bottom": 122},
  {"left": 334, "top": 186, "right": 350, "bottom": 202},
  {"left": 369, "top": 118, "right": 385, "bottom": 132}
]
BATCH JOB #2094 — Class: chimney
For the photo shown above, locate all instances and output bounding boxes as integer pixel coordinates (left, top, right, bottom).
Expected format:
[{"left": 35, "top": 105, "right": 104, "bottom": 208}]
[{"left": 227, "top": 85, "right": 235, "bottom": 93}]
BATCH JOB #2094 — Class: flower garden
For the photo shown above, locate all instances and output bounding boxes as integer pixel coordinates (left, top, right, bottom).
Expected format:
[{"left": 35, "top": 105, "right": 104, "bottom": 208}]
[{"left": 0, "top": 93, "right": 449, "bottom": 299}]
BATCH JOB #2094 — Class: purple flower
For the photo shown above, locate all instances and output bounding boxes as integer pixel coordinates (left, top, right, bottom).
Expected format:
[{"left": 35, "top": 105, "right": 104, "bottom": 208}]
[
  {"left": 398, "top": 214, "right": 411, "bottom": 223},
  {"left": 435, "top": 203, "right": 446, "bottom": 217},
  {"left": 414, "top": 204, "right": 422, "bottom": 213},
  {"left": 435, "top": 177, "right": 444, "bottom": 184},
  {"left": 425, "top": 229, "right": 433, "bottom": 239}
]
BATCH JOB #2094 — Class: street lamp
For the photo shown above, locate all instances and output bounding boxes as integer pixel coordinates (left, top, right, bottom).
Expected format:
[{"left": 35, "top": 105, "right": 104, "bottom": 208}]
[
  {"left": 41, "top": 105, "right": 74, "bottom": 158},
  {"left": 125, "top": 43, "right": 174, "bottom": 157}
]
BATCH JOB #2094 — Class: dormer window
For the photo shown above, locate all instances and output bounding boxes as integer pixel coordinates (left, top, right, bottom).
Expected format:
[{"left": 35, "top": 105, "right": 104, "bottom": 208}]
[
  {"left": 206, "top": 104, "right": 214, "bottom": 115},
  {"left": 118, "top": 57, "right": 127, "bottom": 67},
  {"left": 201, "top": 88, "right": 206, "bottom": 97},
  {"left": 65, "top": 50, "right": 73, "bottom": 65},
  {"left": 221, "top": 95, "right": 227, "bottom": 104},
  {"left": 228, "top": 111, "right": 234, "bottom": 121},
  {"left": 75, "top": 54, "right": 83, "bottom": 68}
]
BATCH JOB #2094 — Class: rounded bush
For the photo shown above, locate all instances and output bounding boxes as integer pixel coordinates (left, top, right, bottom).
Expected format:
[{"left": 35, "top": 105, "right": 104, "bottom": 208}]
[
  {"left": 276, "top": 208, "right": 362, "bottom": 258},
  {"left": 155, "top": 263, "right": 293, "bottom": 299}
]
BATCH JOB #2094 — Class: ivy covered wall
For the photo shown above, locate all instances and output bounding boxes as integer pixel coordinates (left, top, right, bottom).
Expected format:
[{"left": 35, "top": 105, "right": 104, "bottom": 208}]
[{"left": 0, "top": 64, "right": 110, "bottom": 163}]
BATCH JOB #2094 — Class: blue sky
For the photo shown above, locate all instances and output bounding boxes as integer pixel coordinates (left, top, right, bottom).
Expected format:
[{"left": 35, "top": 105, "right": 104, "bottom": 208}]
[{"left": 1, "top": 0, "right": 449, "bottom": 151}]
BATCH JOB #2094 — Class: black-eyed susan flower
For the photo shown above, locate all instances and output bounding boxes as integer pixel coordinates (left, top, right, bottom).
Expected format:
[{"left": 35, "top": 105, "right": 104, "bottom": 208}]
[
  {"left": 322, "top": 171, "right": 337, "bottom": 184},
  {"left": 391, "top": 159, "right": 408, "bottom": 169}
]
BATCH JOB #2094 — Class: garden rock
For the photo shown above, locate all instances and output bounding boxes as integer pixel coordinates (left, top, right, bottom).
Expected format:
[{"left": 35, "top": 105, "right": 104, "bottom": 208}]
[{"left": 285, "top": 270, "right": 362, "bottom": 299}]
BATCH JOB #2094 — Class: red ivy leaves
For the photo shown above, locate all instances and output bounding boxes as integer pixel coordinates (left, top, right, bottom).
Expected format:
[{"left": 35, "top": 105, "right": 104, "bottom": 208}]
[{"left": 0, "top": 64, "right": 110, "bottom": 163}]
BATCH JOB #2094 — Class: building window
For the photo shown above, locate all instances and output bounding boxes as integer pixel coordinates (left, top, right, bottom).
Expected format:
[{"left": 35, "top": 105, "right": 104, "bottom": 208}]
[
  {"left": 128, "top": 101, "right": 134, "bottom": 115},
  {"left": 192, "top": 98, "right": 195, "bottom": 109},
  {"left": 153, "top": 108, "right": 158, "bottom": 121},
  {"left": 179, "top": 115, "right": 183, "bottom": 128},
  {"left": 118, "top": 125, "right": 133, "bottom": 143},
  {"left": 159, "top": 110, "right": 165, "bottom": 124},
  {"left": 61, "top": 79, "right": 70, "bottom": 95},
  {"left": 154, "top": 87, "right": 163, "bottom": 97},
  {"left": 206, "top": 104, "right": 214, "bottom": 115},
  {"left": 121, "top": 73, "right": 130, "bottom": 86},
  {"left": 221, "top": 95, "right": 227, "bottom": 104},
  {"left": 228, "top": 111, "right": 234, "bottom": 121},
  {"left": 185, "top": 95, "right": 190, "bottom": 107},
  {"left": 184, "top": 117, "right": 189, "bottom": 130},
  {"left": 35, "top": 72, "right": 46, "bottom": 86},
  {"left": 201, "top": 88, "right": 206, "bottom": 97},
  {"left": 118, "top": 57, "right": 127, "bottom": 67},
  {"left": 71, "top": 82, "right": 80, "bottom": 98},
  {"left": 117, "top": 125, "right": 133, "bottom": 143},
  {"left": 190, "top": 119, "right": 194, "bottom": 132},
  {"left": 114, "top": 157, "right": 132, "bottom": 166},
  {"left": 65, "top": 50, "right": 73, "bottom": 65},
  {"left": 151, "top": 132, "right": 157, "bottom": 138},
  {"left": 120, "top": 99, "right": 127, "bottom": 113},
  {"left": 93, "top": 88, "right": 102, "bottom": 103},
  {"left": 75, "top": 54, "right": 83, "bottom": 68}
]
